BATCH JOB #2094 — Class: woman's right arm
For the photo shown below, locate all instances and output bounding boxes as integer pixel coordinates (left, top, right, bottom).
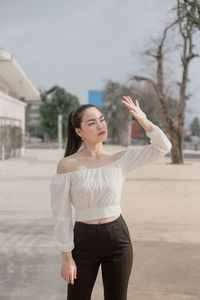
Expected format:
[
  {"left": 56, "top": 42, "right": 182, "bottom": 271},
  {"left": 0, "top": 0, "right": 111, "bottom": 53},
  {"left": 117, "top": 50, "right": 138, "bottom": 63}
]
[
  {"left": 61, "top": 252, "right": 77, "bottom": 285},
  {"left": 50, "top": 159, "right": 77, "bottom": 284}
]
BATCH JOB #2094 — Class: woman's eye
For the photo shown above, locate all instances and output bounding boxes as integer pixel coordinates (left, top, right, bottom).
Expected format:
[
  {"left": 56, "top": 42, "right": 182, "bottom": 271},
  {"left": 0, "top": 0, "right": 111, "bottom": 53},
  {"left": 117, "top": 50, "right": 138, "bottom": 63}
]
[{"left": 89, "top": 119, "right": 105, "bottom": 125}]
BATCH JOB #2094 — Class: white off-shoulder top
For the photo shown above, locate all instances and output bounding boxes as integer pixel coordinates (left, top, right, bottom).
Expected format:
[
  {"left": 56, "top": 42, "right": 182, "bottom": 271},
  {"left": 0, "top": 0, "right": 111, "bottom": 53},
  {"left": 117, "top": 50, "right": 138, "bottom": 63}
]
[{"left": 50, "top": 125, "right": 172, "bottom": 252}]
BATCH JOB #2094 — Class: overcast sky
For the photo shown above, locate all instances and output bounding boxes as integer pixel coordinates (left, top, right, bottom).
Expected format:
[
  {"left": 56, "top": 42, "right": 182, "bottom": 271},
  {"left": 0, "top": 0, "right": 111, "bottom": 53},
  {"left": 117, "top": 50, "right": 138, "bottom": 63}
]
[{"left": 0, "top": 0, "right": 199, "bottom": 128}]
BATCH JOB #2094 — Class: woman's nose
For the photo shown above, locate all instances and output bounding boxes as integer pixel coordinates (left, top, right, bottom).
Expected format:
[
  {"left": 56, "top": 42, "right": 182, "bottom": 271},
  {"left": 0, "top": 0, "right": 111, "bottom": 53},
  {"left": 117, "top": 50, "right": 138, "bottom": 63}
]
[{"left": 97, "top": 121, "right": 102, "bottom": 129}]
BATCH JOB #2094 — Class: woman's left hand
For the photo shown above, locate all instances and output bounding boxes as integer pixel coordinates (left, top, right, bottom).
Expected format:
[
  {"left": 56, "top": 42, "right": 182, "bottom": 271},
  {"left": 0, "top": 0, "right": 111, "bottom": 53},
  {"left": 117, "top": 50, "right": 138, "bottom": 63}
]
[{"left": 121, "top": 96, "right": 147, "bottom": 121}]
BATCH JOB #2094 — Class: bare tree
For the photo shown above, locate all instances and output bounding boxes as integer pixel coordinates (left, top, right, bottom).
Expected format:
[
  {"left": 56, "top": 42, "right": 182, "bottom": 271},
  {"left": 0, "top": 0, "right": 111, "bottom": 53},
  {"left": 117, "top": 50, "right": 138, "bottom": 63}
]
[{"left": 130, "top": 0, "right": 199, "bottom": 164}]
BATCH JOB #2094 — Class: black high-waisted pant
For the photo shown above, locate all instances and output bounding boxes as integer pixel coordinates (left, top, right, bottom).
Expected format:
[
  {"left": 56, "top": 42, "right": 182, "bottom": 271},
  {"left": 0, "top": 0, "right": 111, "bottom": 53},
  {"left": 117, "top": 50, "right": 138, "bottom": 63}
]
[{"left": 67, "top": 214, "right": 133, "bottom": 300}]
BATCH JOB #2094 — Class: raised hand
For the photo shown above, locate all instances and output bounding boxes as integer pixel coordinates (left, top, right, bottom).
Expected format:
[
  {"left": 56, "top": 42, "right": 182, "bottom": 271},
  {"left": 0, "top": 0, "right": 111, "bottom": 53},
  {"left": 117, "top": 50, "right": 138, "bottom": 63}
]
[{"left": 121, "top": 96, "right": 147, "bottom": 121}]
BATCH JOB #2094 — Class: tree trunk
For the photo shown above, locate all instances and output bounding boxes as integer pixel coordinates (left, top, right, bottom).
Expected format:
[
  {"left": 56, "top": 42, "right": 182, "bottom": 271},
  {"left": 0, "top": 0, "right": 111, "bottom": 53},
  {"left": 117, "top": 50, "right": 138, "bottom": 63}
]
[{"left": 169, "top": 125, "right": 184, "bottom": 163}]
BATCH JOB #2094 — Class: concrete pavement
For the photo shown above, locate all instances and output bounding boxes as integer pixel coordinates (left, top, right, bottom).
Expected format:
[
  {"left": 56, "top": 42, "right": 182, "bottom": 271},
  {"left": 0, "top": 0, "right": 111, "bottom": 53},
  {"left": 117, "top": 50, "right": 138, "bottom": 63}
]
[{"left": 0, "top": 146, "right": 200, "bottom": 300}]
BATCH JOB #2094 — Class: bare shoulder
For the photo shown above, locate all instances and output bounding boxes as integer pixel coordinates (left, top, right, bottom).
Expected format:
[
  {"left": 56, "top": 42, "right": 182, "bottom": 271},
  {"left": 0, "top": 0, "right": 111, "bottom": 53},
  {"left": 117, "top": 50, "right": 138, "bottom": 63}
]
[
  {"left": 56, "top": 148, "right": 128, "bottom": 174},
  {"left": 56, "top": 153, "right": 79, "bottom": 174}
]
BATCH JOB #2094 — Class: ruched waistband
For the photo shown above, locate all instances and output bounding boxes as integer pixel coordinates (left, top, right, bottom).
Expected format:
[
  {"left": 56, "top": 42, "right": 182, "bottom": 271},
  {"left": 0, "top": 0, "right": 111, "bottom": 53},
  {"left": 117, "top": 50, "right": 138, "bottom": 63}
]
[{"left": 74, "top": 214, "right": 123, "bottom": 229}]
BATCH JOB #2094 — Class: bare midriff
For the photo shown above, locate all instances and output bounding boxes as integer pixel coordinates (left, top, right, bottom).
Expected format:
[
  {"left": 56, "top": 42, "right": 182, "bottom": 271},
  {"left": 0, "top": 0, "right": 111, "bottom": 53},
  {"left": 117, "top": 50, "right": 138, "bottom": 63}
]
[{"left": 80, "top": 214, "right": 121, "bottom": 224}]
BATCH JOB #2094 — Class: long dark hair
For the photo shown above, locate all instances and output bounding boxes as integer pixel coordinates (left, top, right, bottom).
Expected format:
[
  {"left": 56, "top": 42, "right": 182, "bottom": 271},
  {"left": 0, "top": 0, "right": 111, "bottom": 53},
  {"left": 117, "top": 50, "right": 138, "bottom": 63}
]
[{"left": 64, "top": 104, "right": 102, "bottom": 157}]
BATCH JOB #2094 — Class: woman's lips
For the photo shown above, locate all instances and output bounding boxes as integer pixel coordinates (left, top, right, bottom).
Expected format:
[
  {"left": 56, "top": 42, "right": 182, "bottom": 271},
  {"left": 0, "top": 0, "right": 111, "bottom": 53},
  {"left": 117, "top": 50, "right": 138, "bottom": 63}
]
[{"left": 98, "top": 131, "right": 105, "bottom": 135}]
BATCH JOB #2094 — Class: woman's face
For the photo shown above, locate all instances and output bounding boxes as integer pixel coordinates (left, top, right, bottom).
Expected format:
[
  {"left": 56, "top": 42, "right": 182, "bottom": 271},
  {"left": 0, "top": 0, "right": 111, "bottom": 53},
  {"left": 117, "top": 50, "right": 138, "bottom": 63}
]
[{"left": 76, "top": 107, "right": 108, "bottom": 144}]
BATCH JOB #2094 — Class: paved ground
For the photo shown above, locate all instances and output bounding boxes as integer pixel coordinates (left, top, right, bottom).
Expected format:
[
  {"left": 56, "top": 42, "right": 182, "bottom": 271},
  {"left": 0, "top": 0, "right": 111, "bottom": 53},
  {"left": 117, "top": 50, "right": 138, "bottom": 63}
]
[{"left": 0, "top": 146, "right": 200, "bottom": 300}]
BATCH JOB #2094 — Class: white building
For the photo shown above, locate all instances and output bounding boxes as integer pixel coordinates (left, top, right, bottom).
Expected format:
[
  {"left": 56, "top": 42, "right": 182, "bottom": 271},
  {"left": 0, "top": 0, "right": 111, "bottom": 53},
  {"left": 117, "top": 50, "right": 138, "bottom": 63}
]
[{"left": 0, "top": 48, "right": 40, "bottom": 160}]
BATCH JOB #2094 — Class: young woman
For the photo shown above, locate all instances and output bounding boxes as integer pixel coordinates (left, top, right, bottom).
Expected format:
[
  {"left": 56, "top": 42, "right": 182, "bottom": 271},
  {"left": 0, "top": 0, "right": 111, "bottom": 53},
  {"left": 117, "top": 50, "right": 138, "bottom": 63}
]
[{"left": 50, "top": 96, "right": 172, "bottom": 300}]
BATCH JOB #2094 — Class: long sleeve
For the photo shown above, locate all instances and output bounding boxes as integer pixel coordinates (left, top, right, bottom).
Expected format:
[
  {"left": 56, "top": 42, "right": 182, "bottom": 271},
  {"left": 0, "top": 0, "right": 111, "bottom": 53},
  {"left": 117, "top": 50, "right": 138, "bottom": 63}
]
[
  {"left": 121, "top": 124, "right": 172, "bottom": 177},
  {"left": 50, "top": 172, "right": 75, "bottom": 252}
]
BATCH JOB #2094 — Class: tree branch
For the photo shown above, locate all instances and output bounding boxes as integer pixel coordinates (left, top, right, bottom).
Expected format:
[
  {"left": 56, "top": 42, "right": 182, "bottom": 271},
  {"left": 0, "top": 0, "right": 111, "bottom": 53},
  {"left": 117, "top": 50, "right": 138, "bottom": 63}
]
[{"left": 131, "top": 76, "right": 158, "bottom": 93}]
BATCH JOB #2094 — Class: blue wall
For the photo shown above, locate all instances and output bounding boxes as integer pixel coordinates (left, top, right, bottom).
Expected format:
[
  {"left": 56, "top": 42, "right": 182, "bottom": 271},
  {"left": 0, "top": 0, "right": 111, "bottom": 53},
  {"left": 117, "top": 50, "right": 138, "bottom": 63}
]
[{"left": 88, "top": 90, "right": 103, "bottom": 109}]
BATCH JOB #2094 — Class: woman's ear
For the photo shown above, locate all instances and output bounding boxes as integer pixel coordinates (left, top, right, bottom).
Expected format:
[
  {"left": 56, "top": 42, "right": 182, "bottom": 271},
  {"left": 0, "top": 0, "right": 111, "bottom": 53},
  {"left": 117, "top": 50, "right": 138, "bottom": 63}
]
[{"left": 75, "top": 128, "right": 81, "bottom": 138}]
